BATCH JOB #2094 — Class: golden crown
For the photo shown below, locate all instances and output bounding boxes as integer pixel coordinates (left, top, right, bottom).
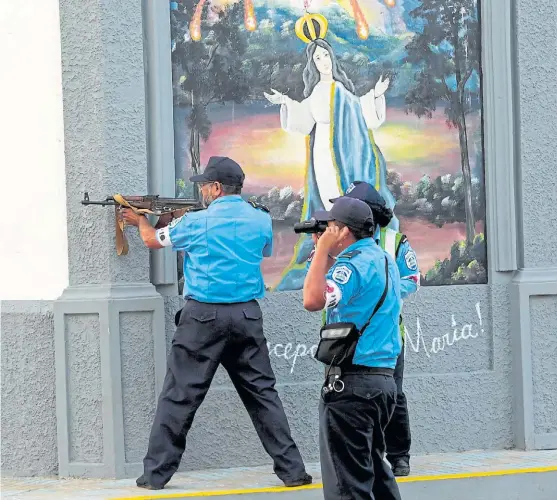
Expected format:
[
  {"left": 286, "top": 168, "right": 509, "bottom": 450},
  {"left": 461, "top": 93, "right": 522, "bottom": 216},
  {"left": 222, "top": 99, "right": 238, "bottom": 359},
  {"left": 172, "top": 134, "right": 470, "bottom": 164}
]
[{"left": 294, "top": 13, "right": 329, "bottom": 44}]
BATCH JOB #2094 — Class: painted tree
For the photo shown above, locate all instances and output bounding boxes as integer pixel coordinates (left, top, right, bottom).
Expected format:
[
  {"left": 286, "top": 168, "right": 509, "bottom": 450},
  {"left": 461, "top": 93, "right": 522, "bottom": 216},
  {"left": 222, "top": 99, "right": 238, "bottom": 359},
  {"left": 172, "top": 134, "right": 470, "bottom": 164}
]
[
  {"left": 404, "top": 0, "right": 480, "bottom": 244},
  {"left": 171, "top": 1, "right": 249, "bottom": 177}
]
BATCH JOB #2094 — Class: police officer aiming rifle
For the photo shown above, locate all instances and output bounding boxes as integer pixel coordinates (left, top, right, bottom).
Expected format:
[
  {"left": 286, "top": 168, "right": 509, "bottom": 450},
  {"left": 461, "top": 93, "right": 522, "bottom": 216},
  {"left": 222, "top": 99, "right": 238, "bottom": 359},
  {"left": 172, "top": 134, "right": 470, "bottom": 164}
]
[
  {"left": 303, "top": 196, "right": 403, "bottom": 500},
  {"left": 121, "top": 156, "right": 311, "bottom": 491}
]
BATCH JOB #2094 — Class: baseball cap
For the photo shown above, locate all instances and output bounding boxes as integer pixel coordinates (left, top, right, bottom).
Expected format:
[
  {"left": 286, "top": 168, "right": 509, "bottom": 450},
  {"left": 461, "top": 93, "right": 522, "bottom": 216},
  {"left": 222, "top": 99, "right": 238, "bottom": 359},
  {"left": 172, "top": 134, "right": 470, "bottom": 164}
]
[
  {"left": 189, "top": 156, "right": 245, "bottom": 186},
  {"left": 313, "top": 197, "right": 374, "bottom": 231},
  {"left": 330, "top": 181, "right": 386, "bottom": 208}
]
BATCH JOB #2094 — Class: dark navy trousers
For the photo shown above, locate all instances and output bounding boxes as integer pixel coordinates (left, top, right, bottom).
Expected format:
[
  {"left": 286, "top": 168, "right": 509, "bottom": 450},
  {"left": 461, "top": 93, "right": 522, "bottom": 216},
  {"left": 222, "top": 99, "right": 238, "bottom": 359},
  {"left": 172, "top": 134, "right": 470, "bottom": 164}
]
[
  {"left": 385, "top": 346, "right": 412, "bottom": 463},
  {"left": 319, "top": 371, "right": 402, "bottom": 500},
  {"left": 141, "top": 299, "right": 306, "bottom": 488}
]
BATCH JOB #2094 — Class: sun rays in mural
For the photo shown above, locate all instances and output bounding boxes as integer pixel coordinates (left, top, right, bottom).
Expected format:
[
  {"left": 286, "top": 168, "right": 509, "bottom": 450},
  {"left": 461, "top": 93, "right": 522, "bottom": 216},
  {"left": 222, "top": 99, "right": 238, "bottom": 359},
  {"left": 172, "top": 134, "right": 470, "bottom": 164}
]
[{"left": 189, "top": 0, "right": 397, "bottom": 41}]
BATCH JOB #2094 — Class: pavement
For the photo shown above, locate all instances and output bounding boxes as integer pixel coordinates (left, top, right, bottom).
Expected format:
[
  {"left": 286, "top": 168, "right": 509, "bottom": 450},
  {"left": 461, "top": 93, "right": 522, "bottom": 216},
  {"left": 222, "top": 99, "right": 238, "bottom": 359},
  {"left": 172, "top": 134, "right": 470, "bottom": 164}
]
[{"left": 1, "top": 449, "right": 557, "bottom": 500}]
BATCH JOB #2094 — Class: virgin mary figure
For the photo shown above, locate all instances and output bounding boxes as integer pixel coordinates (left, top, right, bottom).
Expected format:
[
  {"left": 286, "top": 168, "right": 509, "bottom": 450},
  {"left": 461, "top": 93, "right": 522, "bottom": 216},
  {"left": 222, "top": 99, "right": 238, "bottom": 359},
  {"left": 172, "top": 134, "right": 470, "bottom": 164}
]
[{"left": 264, "top": 15, "right": 398, "bottom": 291}]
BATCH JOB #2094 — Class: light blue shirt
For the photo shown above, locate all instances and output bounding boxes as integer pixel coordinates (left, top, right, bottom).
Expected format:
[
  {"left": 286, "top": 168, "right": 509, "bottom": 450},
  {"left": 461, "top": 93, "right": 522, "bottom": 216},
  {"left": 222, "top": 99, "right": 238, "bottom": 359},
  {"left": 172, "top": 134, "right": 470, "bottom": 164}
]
[
  {"left": 323, "top": 238, "right": 402, "bottom": 369},
  {"left": 156, "top": 195, "right": 273, "bottom": 303}
]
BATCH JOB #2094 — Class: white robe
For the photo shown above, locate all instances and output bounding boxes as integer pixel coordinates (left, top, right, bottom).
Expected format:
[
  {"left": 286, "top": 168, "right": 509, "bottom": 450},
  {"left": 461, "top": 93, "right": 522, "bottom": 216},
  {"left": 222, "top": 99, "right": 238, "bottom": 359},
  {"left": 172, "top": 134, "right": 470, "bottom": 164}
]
[{"left": 279, "top": 81, "right": 387, "bottom": 209}]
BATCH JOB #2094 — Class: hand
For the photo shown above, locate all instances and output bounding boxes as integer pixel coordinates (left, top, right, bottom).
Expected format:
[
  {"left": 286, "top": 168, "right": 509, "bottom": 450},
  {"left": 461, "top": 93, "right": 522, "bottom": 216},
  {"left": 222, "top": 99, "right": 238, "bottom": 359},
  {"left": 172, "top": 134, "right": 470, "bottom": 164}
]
[
  {"left": 120, "top": 208, "right": 144, "bottom": 227},
  {"left": 316, "top": 225, "right": 347, "bottom": 252},
  {"left": 263, "top": 89, "right": 286, "bottom": 105},
  {"left": 374, "top": 75, "right": 390, "bottom": 97}
]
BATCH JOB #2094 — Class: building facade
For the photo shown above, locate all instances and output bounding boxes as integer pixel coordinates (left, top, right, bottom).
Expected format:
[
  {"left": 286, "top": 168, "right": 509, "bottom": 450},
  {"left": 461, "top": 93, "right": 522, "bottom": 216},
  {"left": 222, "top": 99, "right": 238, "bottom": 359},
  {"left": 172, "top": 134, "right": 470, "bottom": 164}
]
[{"left": 1, "top": 0, "right": 556, "bottom": 479}]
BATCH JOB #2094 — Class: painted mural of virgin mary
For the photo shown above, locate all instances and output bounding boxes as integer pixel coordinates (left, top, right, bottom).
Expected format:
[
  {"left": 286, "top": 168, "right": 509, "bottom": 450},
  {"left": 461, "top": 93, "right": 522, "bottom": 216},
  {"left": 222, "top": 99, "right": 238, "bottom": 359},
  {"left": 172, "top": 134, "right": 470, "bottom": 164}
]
[{"left": 264, "top": 15, "right": 398, "bottom": 291}]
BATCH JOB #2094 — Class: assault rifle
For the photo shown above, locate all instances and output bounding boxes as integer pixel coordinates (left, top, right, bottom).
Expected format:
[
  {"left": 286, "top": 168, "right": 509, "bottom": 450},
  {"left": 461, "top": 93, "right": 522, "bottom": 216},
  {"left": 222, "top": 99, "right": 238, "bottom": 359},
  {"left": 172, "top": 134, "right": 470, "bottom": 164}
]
[{"left": 81, "top": 192, "right": 204, "bottom": 255}]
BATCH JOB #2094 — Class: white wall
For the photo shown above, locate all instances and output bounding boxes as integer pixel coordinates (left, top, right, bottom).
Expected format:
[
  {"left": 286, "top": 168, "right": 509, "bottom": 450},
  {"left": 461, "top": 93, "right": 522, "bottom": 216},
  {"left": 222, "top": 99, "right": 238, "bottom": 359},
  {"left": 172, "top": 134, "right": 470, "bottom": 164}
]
[{"left": 0, "top": 0, "right": 68, "bottom": 300}]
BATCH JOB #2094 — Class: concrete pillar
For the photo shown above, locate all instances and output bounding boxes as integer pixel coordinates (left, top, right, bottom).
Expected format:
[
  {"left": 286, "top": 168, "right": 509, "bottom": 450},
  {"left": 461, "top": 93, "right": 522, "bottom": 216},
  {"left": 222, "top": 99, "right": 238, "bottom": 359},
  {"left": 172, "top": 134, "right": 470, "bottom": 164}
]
[
  {"left": 510, "top": 0, "right": 557, "bottom": 450},
  {"left": 53, "top": 0, "right": 166, "bottom": 478}
]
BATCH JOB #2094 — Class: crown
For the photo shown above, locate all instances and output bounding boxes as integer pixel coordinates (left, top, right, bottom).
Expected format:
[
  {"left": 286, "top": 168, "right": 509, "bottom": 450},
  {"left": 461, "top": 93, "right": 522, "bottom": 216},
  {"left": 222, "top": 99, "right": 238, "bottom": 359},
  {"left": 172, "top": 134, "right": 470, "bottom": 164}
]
[{"left": 295, "top": 13, "right": 328, "bottom": 44}]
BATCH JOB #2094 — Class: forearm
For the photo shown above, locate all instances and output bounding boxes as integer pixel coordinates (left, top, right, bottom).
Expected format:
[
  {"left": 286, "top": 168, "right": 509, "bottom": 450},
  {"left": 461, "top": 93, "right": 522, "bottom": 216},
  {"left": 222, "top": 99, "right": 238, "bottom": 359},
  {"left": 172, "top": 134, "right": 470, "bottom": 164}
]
[
  {"left": 138, "top": 216, "right": 163, "bottom": 249},
  {"left": 303, "top": 246, "right": 329, "bottom": 311}
]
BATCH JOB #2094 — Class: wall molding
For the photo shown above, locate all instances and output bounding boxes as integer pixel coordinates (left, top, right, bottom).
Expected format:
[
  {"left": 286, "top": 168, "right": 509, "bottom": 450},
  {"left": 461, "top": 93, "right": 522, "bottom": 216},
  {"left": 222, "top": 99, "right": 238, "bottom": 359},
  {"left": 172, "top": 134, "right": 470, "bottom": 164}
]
[
  {"left": 482, "top": 0, "right": 519, "bottom": 273},
  {"left": 510, "top": 268, "right": 557, "bottom": 450}
]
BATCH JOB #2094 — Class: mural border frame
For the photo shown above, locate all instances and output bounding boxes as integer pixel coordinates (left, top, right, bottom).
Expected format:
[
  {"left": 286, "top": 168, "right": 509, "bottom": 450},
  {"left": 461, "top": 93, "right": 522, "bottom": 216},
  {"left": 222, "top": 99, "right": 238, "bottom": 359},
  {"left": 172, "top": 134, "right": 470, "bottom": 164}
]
[
  {"left": 142, "top": 0, "right": 179, "bottom": 292},
  {"left": 481, "top": 0, "right": 518, "bottom": 274},
  {"left": 143, "top": 0, "right": 518, "bottom": 284}
]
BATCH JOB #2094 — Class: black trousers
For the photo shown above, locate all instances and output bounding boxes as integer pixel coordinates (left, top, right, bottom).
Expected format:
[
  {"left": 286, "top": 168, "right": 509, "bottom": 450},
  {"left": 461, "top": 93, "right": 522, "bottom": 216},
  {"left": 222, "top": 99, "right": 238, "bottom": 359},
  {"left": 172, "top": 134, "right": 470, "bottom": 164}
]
[
  {"left": 319, "top": 371, "right": 402, "bottom": 500},
  {"left": 141, "top": 299, "right": 306, "bottom": 488},
  {"left": 385, "top": 347, "right": 411, "bottom": 463}
]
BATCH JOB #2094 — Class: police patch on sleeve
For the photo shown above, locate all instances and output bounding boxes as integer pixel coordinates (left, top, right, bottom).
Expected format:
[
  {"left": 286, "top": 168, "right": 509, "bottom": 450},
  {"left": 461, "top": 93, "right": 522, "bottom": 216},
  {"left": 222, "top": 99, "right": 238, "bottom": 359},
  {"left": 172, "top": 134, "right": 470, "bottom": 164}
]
[
  {"left": 325, "top": 280, "right": 342, "bottom": 309},
  {"left": 331, "top": 265, "right": 352, "bottom": 284},
  {"left": 405, "top": 250, "right": 418, "bottom": 271},
  {"left": 156, "top": 227, "right": 172, "bottom": 247}
]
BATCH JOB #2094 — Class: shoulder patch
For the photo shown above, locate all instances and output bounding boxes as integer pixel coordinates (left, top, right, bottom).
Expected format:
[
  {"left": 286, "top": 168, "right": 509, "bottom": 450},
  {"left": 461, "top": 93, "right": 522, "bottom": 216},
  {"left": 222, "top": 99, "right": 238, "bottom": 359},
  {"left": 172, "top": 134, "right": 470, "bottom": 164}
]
[
  {"left": 248, "top": 199, "right": 270, "bottom": 213},
  {"left": 338, "top": 250, "right": 361, "bottom": 260},
  {"left": 331, "top": 265, "right": 352, "bottom": 284},
  {"left": 404, "top": 249, "right": 418, "bottom": 271}
]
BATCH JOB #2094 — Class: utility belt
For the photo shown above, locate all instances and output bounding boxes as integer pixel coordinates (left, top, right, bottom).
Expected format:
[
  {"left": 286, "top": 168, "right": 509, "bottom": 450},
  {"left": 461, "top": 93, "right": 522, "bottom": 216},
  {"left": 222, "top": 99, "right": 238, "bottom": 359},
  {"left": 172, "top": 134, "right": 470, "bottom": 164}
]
[
  {"left": 315, "top": 257, "right": 390, "bottom": 395},
  {"left": 322, "top": 365, "right": 394, "bottom": 396}
]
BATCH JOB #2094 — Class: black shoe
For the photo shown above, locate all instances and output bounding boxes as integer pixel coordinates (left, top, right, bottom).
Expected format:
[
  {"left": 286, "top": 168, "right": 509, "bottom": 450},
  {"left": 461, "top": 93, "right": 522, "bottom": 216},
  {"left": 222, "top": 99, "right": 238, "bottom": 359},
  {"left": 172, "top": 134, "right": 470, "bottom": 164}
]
[
  {"left": 284, "top": 473, "right": 313, "bottom": 487},
  {"left": 136, "top": 475, "right": 164, "bottom": 490},
  {"left": 391, "top": 458, "right": 410, "bottom": 477}
]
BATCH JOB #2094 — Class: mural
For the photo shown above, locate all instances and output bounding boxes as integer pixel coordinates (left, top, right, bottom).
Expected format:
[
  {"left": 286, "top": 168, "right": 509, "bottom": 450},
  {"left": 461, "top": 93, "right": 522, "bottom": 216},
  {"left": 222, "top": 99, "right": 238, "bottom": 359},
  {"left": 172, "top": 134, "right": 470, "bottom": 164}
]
[{"left": 170, "top": 0, "right": 487, "bottom": 293}]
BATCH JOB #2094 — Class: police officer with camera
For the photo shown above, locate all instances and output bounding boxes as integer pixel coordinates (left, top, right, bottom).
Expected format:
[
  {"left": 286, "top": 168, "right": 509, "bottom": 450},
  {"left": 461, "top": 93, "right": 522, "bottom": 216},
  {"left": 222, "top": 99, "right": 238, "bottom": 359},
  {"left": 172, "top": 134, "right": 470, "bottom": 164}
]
[
  {"left": 334, "top": 182, "right": 419, "bottom": 477},
  {"left": 121, "top": 156, "right": 311, "bottom": 491},
  {"left": 298, "top": 181, "right": 420, "bottom": 477},
  {"left": 303, "top": 196, "right": 402, "bottom": 500}
]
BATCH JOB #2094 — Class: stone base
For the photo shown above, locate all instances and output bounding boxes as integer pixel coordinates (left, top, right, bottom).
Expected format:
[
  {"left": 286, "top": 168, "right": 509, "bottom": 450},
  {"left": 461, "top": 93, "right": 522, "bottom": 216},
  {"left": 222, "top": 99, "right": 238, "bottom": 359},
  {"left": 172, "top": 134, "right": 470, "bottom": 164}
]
[
  {"left": 511, "top": 267, "right": 557, "bottom": 450},
  {"left": 0, "top": 301, "right": 58, "bottom": 476},
  {"left": 53, "top": 283, "right": 166, "bottom": 478}
]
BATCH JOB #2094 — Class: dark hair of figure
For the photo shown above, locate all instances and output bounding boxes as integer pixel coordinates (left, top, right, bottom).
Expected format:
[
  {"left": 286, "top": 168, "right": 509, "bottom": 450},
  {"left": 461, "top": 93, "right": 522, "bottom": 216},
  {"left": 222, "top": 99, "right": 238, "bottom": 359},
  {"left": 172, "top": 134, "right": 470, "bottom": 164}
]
[{"left": 302, "top": 37, "right": 355, "bottom": 97}]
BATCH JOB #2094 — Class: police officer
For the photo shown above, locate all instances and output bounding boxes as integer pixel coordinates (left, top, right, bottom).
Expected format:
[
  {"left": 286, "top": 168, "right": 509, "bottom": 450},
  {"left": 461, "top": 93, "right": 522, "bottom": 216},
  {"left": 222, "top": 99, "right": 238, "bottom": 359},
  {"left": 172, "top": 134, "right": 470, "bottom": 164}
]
[
  {"left": 333, "top": 181, "right": 419, "bottom": 477},
  {"left": 303, "top": 196, "right": 402, "bottom": 500},
  {"left": 121, "top": 156, "right": 312, "bottom": 491}
]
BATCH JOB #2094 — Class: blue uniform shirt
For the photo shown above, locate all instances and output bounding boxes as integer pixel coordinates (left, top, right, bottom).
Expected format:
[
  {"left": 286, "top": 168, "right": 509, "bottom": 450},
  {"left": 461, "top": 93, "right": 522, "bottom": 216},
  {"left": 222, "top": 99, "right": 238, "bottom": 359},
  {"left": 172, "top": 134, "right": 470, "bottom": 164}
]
[
  {"left": 324, "top": 238, "right": 402, "bottom": 369},
  {"left": 373, "top": 228, "right": 420, "bottom": 300},
  {"left": 156, "top": 195, "right": 273, "bottom": 303}
]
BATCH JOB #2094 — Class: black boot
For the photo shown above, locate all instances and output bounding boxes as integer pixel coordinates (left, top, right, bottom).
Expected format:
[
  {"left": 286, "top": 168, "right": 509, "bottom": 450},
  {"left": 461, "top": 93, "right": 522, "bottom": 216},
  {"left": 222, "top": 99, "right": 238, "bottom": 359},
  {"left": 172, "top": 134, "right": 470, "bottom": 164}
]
[
  {"left": 391, "top": 457, "right": 410, "bottom": 477},
  {"left": 283, "top": 473, "right": 313, "bottom": 487}
]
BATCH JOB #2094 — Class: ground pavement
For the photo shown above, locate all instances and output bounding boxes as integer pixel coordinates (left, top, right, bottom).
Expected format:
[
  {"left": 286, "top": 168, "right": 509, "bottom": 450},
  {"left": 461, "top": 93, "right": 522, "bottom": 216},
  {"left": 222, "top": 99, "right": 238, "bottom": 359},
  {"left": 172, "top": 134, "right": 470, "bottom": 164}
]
[{"left": 1, "top": 450, "right": 556, "bottom": 500}]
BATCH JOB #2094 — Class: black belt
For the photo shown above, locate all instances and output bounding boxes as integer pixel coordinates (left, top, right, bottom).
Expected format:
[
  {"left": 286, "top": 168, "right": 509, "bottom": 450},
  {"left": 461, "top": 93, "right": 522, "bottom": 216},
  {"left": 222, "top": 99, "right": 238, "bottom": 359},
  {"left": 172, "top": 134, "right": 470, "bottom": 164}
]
[{"left": 341, "top": 365, "right": 394, "bottom": 376}]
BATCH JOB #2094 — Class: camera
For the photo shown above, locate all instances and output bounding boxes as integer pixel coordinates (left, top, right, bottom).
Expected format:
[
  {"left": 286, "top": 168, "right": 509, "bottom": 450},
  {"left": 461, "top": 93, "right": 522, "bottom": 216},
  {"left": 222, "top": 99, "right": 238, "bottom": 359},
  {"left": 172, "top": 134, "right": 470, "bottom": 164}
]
[{"left": 293, "top": 218, "right": 328, "bottom": 234}]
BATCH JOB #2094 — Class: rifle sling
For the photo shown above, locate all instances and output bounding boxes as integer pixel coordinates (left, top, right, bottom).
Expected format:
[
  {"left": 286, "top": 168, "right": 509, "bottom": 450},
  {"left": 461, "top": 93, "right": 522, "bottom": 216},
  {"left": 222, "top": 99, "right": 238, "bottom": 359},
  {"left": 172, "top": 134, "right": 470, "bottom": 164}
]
[{"left": 112, "top": 194, "right": 172, "bottom": 256}]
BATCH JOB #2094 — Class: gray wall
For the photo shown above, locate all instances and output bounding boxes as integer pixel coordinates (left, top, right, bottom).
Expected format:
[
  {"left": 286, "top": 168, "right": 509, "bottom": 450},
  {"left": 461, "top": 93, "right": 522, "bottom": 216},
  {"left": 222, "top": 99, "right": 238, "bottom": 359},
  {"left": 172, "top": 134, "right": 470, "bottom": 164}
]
[{"left": 1, "top": 0, "right": 556, "bottom": 478}]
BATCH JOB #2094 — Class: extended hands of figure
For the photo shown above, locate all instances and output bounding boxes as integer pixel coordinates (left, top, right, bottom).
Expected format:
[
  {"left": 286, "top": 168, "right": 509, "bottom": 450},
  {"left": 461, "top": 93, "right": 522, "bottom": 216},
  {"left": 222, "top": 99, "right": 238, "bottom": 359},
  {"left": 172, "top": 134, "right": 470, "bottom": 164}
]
[
  {"left": 263, "top": 89, "right": 287, "bottom": 105},
  {"left": 374, "top": 75, "right": 390, "bottom": 97}
]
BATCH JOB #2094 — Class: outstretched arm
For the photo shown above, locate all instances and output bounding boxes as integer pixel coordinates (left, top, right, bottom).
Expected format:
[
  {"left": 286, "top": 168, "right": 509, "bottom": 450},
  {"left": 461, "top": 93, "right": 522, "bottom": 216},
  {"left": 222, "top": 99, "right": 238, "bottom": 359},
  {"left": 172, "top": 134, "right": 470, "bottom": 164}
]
[
  {"left": 264, "top": 88, "right": 315, "bottom": 135},
  {"left": 360, "top": 75, "right": 389, "bottom": 130}
]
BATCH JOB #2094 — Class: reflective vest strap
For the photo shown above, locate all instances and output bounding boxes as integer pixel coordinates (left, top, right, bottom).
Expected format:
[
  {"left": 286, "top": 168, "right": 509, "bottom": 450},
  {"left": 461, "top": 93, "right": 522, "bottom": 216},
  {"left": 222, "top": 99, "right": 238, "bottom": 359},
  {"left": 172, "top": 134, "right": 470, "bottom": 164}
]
[{"left": 381, "top": 228, "right": 397, "bottom": 258}]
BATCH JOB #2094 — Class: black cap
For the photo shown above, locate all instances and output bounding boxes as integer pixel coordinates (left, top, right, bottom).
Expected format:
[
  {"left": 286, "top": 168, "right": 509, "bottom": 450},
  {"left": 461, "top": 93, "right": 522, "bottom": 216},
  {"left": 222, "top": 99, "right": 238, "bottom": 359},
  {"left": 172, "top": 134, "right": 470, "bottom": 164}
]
[
  {"left": 330, "top": 181, "right": 386, "bottom": 209},
  {"left": 189, "top": 156, "right": 245, "bottom": 186},
  {"left": 314, "top": 197, "right": 374, "bottom": 231}
]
